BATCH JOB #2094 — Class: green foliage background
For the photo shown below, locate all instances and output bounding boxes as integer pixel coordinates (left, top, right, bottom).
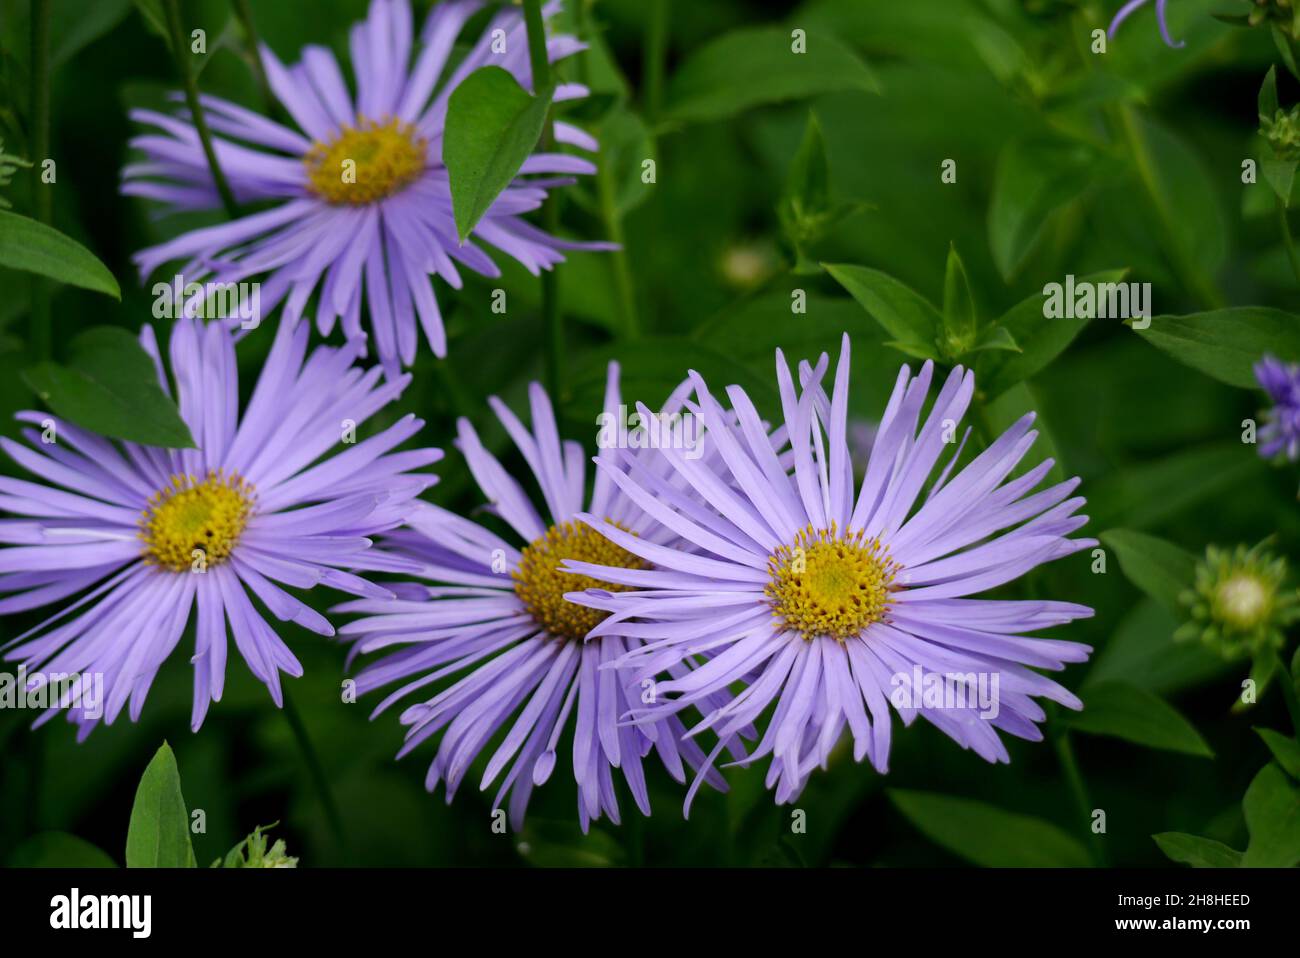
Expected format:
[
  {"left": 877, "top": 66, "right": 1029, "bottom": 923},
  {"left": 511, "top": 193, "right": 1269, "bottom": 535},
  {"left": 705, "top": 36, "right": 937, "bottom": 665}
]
[{"left": 0, "top": 0, "right": 1298, "bottom": 867}]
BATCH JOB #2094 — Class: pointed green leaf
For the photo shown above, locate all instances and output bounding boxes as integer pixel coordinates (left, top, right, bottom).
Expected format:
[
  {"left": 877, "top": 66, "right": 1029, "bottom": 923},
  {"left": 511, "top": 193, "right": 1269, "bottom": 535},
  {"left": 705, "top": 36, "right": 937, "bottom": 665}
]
[
  {"left": 1131, "top": 308, "right": 1300, "bottom": 389},
  {"left": 444, "top": 66, "right": 554, "bottom": 242},
  {"left": 1099, "top": 529, "right": 1198, "bottom": 614},
  {"left": 941, "top": 244, "right": 977, "bottom": 352},
  {"left": 664, "top": 28, "right": 878, "bottom": 125},
  {"left": 1069, "top": 680, "right": 1213, "bottom": 757},
  {"left": 1262, "top": 157, "right": 1298, "bottom": 206},
  {"left": 889, "top": 789, "right": 1090, "bottom": 867},
  {"left": 966, "top": 325, "right": 1020, "bottom": 354},
  {"left": 823, "top": 263, "right": 940, "bottom": 359},
  {"left": 1243, "top": 763, "right": 1300, "bottom": 867},
  {"left": 0, "top": 210, "right": 120, "bottom": 299},
  {"left": 781, "top": 111, "right": 830, "bottom": 225},
  {"left": 1259, "top": 65, "right": 1279, "bottom": 120},
  {"left": 8, "top": 832, "right": 117, "bottom": 868},
  {"left": 23, "top": 326, "right": 196, "bottom": 448},
  {"left": 979, "top": 269, "right": 1127, "bottom": 400},
  {"left": 988, "top": 139, "right": 1097, "bottom": 279},
  {"left": 125, "top": 742, "right": 197, "bottom": 868},
  {"left": 1256, "top": 728, "right": 1300, "bottom": 780},
  {"left": 1153, "top": 832, "right": 1242, "bottom": 868}
]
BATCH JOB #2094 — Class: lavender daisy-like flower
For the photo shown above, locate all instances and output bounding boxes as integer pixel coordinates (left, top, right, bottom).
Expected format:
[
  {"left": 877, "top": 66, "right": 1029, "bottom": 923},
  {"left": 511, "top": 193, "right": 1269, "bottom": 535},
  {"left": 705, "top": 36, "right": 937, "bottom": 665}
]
[
  {"left": 567, "top": 336, "right": 1094, "bottom": 808},
  {"left": 337, "top": 367, "right": 735, "bottom": 831},
  {"left": 0, "top": 318, "right": 440, "bottom": 737},
  {"left": 1254, "top": 353, "right": 1300, "bottom": 461},
  {"left": 124, "top": 0, "right": 604, "bottom": 372},
  {"left": 1108, "top": 0, "right": 1185, "bottom": 48}
]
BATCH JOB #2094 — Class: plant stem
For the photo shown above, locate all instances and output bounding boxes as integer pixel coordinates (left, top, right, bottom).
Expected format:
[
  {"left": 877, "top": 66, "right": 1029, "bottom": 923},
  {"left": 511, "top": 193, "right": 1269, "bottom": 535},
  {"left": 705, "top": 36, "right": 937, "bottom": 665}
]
[
  {"left": 281, "top": 688, "right": 346, "bottom": 849},
  {"left": 1052, "top": 719, "right": 1106, "bottom": 866},
  {"left": 643, "top": 0, "right": 669, "bottom": 124},
  {"left": 522, "top": 0, "right": 564, "bottom": 401},
  {"left": 28, "top": 0, "right": 52, "bottom": 361},
  {"left": 597, "top": 158, "right": 640, "bottom": 338},
  {"left": 230, "top": 0, "right": 275, "bottom": 115},
  {"left": 1278, "top": 198, "right": 1300, "bottom": 287},
  {"left": 165, "top": 0, "right": 239, "bottom": 218}
]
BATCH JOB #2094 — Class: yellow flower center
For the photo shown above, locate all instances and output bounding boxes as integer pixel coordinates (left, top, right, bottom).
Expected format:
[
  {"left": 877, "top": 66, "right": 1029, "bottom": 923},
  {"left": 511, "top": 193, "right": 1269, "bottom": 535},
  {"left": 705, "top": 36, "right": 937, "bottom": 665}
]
[
  {"left": 140, "top": 471, "right": 254, "bottom": 572},
  {"left": 766, "top": 523, "right": 900, "bottom": 641},
  {"left": 512, "top": 521, "right": 648, "bottom": 641},
  {"left": 304, "top": 116, "right": 427, "bottom": 205}
]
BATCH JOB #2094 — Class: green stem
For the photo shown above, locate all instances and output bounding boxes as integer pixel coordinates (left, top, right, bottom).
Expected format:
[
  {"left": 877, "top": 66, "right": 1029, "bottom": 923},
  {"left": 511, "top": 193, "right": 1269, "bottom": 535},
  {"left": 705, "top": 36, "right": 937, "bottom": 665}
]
[
  {"left": 1052, "top": 720, "right": 1105, "bottom": 866},
  {"left": 1115, "top": 104, "right": 1224, "bottom": 310},
  {"left": 522, "top": 0, "right": 564, "bottom": 401},
  {"left": 521, "top": 0, "right": 551, "bottom": 91},
  {"left": 643, "top": 0, "right": 669, "bottom": 124},
  {"left": 28, "top": 0, "right": 52, "bottom": 361},
  {"left": 230, "top": 0, "right": 275, "bottom": 115},
  {"left": 165, "top": 0, "right": 239, "bottom": 218},
  {"left": 281, "top": 688, "right": 346, "bottom": 849},
  {"left": 597, "top": 159, "right": 640, "bottom": 338},
  {"left": 1278, "top": 198, "right": 1300, "bottom": 287}
]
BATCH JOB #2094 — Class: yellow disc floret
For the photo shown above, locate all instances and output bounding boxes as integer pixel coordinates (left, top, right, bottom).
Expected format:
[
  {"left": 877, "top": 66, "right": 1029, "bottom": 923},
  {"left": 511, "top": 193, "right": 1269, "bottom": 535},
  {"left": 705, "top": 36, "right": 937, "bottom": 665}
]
[
  {"left": 140, "top": 470, "right": 255, "bottom": 572},
  {"left": 304, "top": 116, "right": 427, "bottom": 205},
  {"left": 513, "top": 521, "right": 648, "bottom": 641},
  {"left": 766, "top": 523, "right": 900, "bottom": 641}
]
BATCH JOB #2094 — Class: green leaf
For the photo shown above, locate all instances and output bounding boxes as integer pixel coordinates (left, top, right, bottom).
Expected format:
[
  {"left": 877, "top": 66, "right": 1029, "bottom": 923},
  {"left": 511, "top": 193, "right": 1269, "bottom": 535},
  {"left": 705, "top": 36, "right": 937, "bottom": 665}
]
[
  {"left": 664, "top": 27, "right": 878, "bottom": 125},
  {"left": 1069, "top": 680, "right": 1213, "bottom": 757},
  {"left": 977, "top": 270, "right": 1128, "bottom": 400},
  {"left": 888, "top": 789, "right": 1090, "bottom": 867},
  {"left": 131, "top": 0, "right": 169, "bottom": 49},
  {"left": 1256, "top": 728, "right": 1300, "bottom": 780},
  {"left": 23, "top": 326, "right": 196, "bottom": 448},
  {"left": 1130, "top": 307, "right": 1300, "bottom": 388},
  {"left": 1153, "top": 832, "right": 1242, "bottom": 868},
  {"left": 1243, "top": 763, "right": 1300, "bottom": 866},
  {"left": 8, "top": 832, "right": 118, "bottom": 868},
  {"left": 0, "top": 210, "right": 120, "bottom": 299},
  {"left": 941, "top": 243, "right": 977, "bottom": 353},
  {"left": 1099, "top": 529, "right": 1198, "bottom": 614},
  {"left": 782, "top": 111, "right": 830, "bottom": 224},
  {"left": 444, "top": 66, "right": 554, "bottom": 242},
  {"left": 1262, "top": 157, "right": 1298, "bottom": 207},
  {"left": 1089, "top": 443, "right": 1263, "bottom": 530},
  {"left": 967, "top": 325, "right": 1020, "bottom": 354},
  {"left": 988, "top": 139, "right": 1098, "bottom": 279},
  {"left": 53, "top": 0, "right": 134, "bottom": 68},
  {"left": 1086, "top": 599, "right": 1228, "bottom": 696},
  {"left": 823, "top": 263, "right": 940, "bottom": 359},
  {"left": 125, "top": 742, "right": 197, "bottom": 868},
  {"left": 1259, "top": 65, "right": 1280, "bottom": 121}
]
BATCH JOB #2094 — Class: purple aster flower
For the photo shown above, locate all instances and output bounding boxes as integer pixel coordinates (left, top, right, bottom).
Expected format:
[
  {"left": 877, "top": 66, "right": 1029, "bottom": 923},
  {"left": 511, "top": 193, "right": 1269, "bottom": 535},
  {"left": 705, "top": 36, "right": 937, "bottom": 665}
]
[
  {"left": 336, "top": 367, "right": 737, "bottom": 831},
  {"left": 1255, "top": 353, "right": 1300, "bottom": 461},
  {"left": 123, "top": 0, "right": 607, "bottom": 373},
  {"left": 1108, "top": 0, "right": 1185, "bottom": 48},
  {"left": 0, "top": 318, "right": 440, "bottom": 738},
  {"left": 565, "top": 336, "right": 1095, "bottom": 809}
]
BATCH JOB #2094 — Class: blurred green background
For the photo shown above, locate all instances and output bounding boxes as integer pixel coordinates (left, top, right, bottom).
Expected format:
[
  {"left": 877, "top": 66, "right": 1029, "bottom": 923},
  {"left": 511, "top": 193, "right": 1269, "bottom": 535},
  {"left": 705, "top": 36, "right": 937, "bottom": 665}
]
[{"left": 0, "top": 0, "right": 1297, "bottom": 867}]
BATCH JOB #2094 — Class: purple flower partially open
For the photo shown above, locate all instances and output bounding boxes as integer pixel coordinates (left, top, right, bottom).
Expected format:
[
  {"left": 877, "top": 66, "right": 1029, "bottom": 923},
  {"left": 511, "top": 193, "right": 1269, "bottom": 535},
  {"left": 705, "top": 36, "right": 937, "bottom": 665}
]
[
  {"left": 124, "top": 0, "right": 607, "bottom": 373},
  {"left": 567, "top": 336, "right": 1095, "bottom": 809}
]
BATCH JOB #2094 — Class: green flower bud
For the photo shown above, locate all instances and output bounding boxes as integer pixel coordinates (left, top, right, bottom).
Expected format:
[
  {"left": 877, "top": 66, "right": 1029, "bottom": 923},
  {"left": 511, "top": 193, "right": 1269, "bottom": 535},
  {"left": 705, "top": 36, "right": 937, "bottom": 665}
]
[{"left": 1175, "top": 544, "right": 1300, "bottom": 661}]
